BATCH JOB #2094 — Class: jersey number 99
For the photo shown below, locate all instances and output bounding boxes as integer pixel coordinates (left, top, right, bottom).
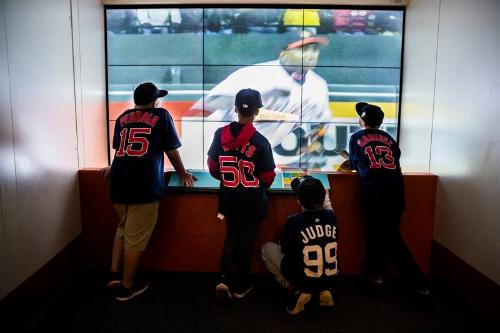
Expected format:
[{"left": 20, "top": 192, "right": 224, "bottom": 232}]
[{"left": 303, "top": 242, "right": 338, "bottom": 278}]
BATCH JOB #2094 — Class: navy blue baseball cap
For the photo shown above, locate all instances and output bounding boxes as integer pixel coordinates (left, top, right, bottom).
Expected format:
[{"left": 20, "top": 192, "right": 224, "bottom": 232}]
[
  {"left": 355, "top": 102, "right": 384, "bottom": 127},
  {"left": 291, "top": 176, "right": 325, "bottom": 210},
  {"left": 134, "top": 82, "right": 168, "bottom": 106},
  {"left": 235, "top": 88, "right": 263, "bottom": 112}
]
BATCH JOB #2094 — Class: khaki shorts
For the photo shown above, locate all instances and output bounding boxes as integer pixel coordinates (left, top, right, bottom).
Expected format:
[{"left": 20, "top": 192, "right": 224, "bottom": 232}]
[{"left": 113, "top": 201, "right": 160, "bottom": 252}]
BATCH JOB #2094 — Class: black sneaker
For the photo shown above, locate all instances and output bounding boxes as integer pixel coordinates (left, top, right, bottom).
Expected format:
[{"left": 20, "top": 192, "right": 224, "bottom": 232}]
[
  {"left": 113, "top": 279, "right": 149, "bottom": 301},
  {"left": 106, "top": 271, "right": 121, "bottom": 289},
  {"left": 286, "top": 291, "right": 312, "bottom": 315},
  {"left": 229, "top": 281, "right": 253, "bottom": 299}
]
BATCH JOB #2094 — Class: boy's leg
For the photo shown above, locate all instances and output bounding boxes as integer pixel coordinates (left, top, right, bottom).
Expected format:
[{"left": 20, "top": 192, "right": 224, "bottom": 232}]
[
  {"left": 364, "top": 210, "right": 388, "bottom": 280},
  {"left": 230, "top": 218, "right": 259, "bottom": 298},
  {"left": 220, "top": 217, "right": 240, "bottom": 278},
  {"left": 261, "top": 242, "right": 290, "bottom": 289},
  {"left": 113, "top": 201, "right": 159, "bottom": 301},
  {"left": 387, "top": 210, "right": 429, "bottom": 293},
  {"left": 108, "top": 204, "right": 127, "bottom": 288}
]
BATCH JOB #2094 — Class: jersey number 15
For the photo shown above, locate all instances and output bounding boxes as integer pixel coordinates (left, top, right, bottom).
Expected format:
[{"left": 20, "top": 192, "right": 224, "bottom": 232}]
[{"left": 116, "top": 128, "right": 151, "bottom": 157}]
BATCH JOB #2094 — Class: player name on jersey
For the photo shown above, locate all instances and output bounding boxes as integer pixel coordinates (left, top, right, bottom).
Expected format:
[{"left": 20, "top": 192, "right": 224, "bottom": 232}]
[
  {"left": 301, "top": 223, "right": 337, "bottom": 244},
  {"left": 356, "top": 133, "right": 393, "bottom": 147},
  {"left": 120, "top": 110, "right": 159, "bottom": 127}
]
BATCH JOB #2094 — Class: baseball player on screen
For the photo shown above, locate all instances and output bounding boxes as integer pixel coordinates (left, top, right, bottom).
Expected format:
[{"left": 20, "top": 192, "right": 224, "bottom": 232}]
[
  {"left": 207, "top": 88, "right": 276, "bottom": 299},
  {"left": 192, "top": 30, "right": 332, "bottom": 152}
]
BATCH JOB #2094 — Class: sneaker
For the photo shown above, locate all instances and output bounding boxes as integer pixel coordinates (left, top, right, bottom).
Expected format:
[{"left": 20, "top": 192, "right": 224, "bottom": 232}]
[
  {"left": 215, "top": 282, "right": 230, "bottom": 298},
  {"left": 229, "top": 282, "right": 253, "bottom": 299},
  {"left": 319, "top": 289, "right": 334, "bottom": 307},
  {"left": 106, "top": 271, "right": 121, "bottom": 289},
  {"left": 113, "top": 280, "right": 149, "bottom": 302},
  {"left": 365, "top": 276, "right": 387, "bottom": 295},
  {"left": 287, "top": 291, "right": 312, "bottom": 315},
  {"left": 414, "top": 284, "right": 431, "bottom": 297}
]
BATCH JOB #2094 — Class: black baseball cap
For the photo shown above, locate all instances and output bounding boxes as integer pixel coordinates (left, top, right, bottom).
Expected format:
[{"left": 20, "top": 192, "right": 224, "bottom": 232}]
[
  {"left": 291, "top": 176, "right": 325, "bottom": 210},
  {"left": 355, "top": 102, "right": 384, "bottom": 127},
  {"left": 133, "top": 82, "right": 168, "bottom": 106},
  {"left": 235, "top": 88, "right": 263, "bottom": 112}
]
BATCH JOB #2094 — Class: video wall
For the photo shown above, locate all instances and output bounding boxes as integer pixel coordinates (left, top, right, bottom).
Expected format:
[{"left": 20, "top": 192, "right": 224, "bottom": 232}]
[{"left": 106, "top": 7, "right": 404, "bottom": 171}]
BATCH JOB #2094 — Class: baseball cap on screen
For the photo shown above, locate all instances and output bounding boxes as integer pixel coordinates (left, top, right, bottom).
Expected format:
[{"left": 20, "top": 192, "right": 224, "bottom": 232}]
[
  {"left": 355, "top": 102, "right": 384, "bottom": 128},
  {"left": 291, "top": 176, "right": 325, "bottom": 210},
  {"left": 235, "top": 88, "right": 263, "bottom": 112},
  {"left": 285, "top": 30, "right": 329, "bottom": 50},
  {"left": 133, "top": 82, "right": 168, "bottom": 106}
]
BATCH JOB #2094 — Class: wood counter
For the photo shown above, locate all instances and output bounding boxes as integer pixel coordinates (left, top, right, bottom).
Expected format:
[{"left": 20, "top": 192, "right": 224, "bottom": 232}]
[{"left": 78, "top": 170, "right": 436, "bottom": 274}]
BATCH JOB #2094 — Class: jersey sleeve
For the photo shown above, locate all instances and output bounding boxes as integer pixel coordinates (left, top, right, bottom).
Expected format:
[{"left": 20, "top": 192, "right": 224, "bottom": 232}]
[
  {"left": 161, "top": 110, "right": 181, "bottom": 152},
  {"left": 280, "top": 217, "right": 295, "bottom": 256},
  {"left": 256, "top": 140, "right": 276, "bottom": 188},
  {"left": 207, "top": 128, "right": 221, "bottom": 161},
  {"left": 112, "top": 119, "right": 122, "bottom": 150},
  {"left": 348, "top": 134, "right": 358, "bottom": 171}
]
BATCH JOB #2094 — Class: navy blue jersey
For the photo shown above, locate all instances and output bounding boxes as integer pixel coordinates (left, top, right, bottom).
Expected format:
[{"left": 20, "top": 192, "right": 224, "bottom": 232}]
[
  {"left": 207, "top": 122, "right": 276, "bottom": 220},
  {"left": 349, "top": 128, "right": 405, "bottom": 210},
  {"left": 109, "top": 107, "right": 181, "bottom": 204},
  {"left": 281, "top": 209, "right": 338, "bottom": 293}
]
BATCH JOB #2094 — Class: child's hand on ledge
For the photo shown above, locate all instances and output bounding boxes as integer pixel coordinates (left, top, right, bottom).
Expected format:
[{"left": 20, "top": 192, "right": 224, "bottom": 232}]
[{"left": 99, "top": 166, "right": 111, "bottom": 181}]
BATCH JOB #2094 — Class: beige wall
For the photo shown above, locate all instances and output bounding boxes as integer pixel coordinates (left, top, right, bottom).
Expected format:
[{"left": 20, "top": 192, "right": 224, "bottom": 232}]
[
  {"left": 0, "top": 0, "right": 104, "bottom": 300},
  {"left": 404, "top": 0, "right": 500, "bottom": 284}
]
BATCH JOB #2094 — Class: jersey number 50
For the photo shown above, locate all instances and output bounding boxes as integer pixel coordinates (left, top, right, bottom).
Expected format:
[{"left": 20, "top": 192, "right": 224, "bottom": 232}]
[
  {"left": 303, "top": 242, "right": 338, "bottom": 278},
  {"left": 219, "top": 156, "right": 259, "bottom": 188}
]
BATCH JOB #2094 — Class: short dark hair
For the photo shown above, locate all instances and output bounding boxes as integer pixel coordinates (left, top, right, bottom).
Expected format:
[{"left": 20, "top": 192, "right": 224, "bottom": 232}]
[
  {"left": 291, "top": 176, "right": 325, "bottom": 210},
  {"left": 355, "top": 102, "right": 384, "bottom": 128}
]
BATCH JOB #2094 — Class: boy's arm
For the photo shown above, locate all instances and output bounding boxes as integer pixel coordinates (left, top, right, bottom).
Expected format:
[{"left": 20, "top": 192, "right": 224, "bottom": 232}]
[
  {"left": 166, "top": 149, "right": 194, "bottom": 187},
  {"left": 280, "top": 219, "right": 293, "bottom": 255},
  {"left": 323, "top": 189, "right": 333, "bottom": 210},
  {"left": 207, "top": 129, "right": 222, "bottom": 180},
  {"left": 207, "top": 156, "right": 221, "bottom": 180},
  {"left": 256, "top": 141, "right": 276, "bottom": 188}
]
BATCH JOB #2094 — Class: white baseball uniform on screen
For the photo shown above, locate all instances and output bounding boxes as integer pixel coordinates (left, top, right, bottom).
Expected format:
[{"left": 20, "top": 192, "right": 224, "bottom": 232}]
[{"left": 201, "top": 59, "right": 331, "bottom": 149}]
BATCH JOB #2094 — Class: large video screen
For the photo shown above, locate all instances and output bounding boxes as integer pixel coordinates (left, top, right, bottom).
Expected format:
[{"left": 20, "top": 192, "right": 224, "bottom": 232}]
[{"left": 106, "top": 7, "right": 404, "bottom": 171}]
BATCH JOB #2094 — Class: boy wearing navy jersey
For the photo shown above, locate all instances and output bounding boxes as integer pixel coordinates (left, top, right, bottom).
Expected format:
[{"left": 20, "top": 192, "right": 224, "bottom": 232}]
[
  {"left": 261, "top": 176, "right": 338, "bottom": 315},
  {"left": 102, "top": 82, "right": 194, "bottom": 301},
  {"left": 207, "top": 88, "right": 276, "bottom": 299},
  {"left": 349, "top": 102, "right": 429, "bottom": 296}
]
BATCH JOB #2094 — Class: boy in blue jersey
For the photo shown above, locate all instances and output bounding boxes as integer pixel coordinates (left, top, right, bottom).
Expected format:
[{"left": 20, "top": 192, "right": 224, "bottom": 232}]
[
  {"left": 207, "top": 88, "right": 276, "bottom": 299},
  {"left": 102, "top": 82, "right": 194, "bottom": 301},
  {"left": 349, "top": 102, "right": 429, "bottom": 297},
  {"left": 261, "top": 176, "right": 338, "bottom": 315}
]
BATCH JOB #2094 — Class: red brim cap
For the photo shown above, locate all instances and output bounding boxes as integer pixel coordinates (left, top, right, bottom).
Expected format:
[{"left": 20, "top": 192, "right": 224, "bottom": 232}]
[{"left": 286, "top": 36, "right": 329, "bottom": 50}]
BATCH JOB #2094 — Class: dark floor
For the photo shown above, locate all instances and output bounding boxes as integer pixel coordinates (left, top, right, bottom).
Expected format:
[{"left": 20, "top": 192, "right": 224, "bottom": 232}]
[{"left": 28, "top": 272, "right": 492, "bottom": 333}]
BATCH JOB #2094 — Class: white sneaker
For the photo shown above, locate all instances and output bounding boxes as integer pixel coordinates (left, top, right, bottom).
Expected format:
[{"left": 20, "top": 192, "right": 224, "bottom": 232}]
[
  {"left": 319, "top": 289, "right": 334, "bottom": 306},
  {"left": 215, "top": 282, "right": 230, "bottom": 298}
]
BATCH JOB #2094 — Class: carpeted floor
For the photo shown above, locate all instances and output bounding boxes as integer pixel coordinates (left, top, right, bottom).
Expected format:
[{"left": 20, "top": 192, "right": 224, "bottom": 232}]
[{"left": 28, "top": 272, "right": 491, "bottom": 333}]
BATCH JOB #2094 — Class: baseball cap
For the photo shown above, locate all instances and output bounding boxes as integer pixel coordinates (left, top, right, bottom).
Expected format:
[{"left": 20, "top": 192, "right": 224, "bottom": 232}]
[
  {"left": 133, "top": 82, "right": 168, "bottom": 106},
  {"left": 291, "top": 176, "right": 325, "bottom": 210},
  {"left": 355, "top": 102, "right": 384, "bottom": 127},
  {"left": 285, "top": 30, "right": 329, "bottom": 50},
  {"left": 235, "top": 88, "right": 263, "bottom": 112}
]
